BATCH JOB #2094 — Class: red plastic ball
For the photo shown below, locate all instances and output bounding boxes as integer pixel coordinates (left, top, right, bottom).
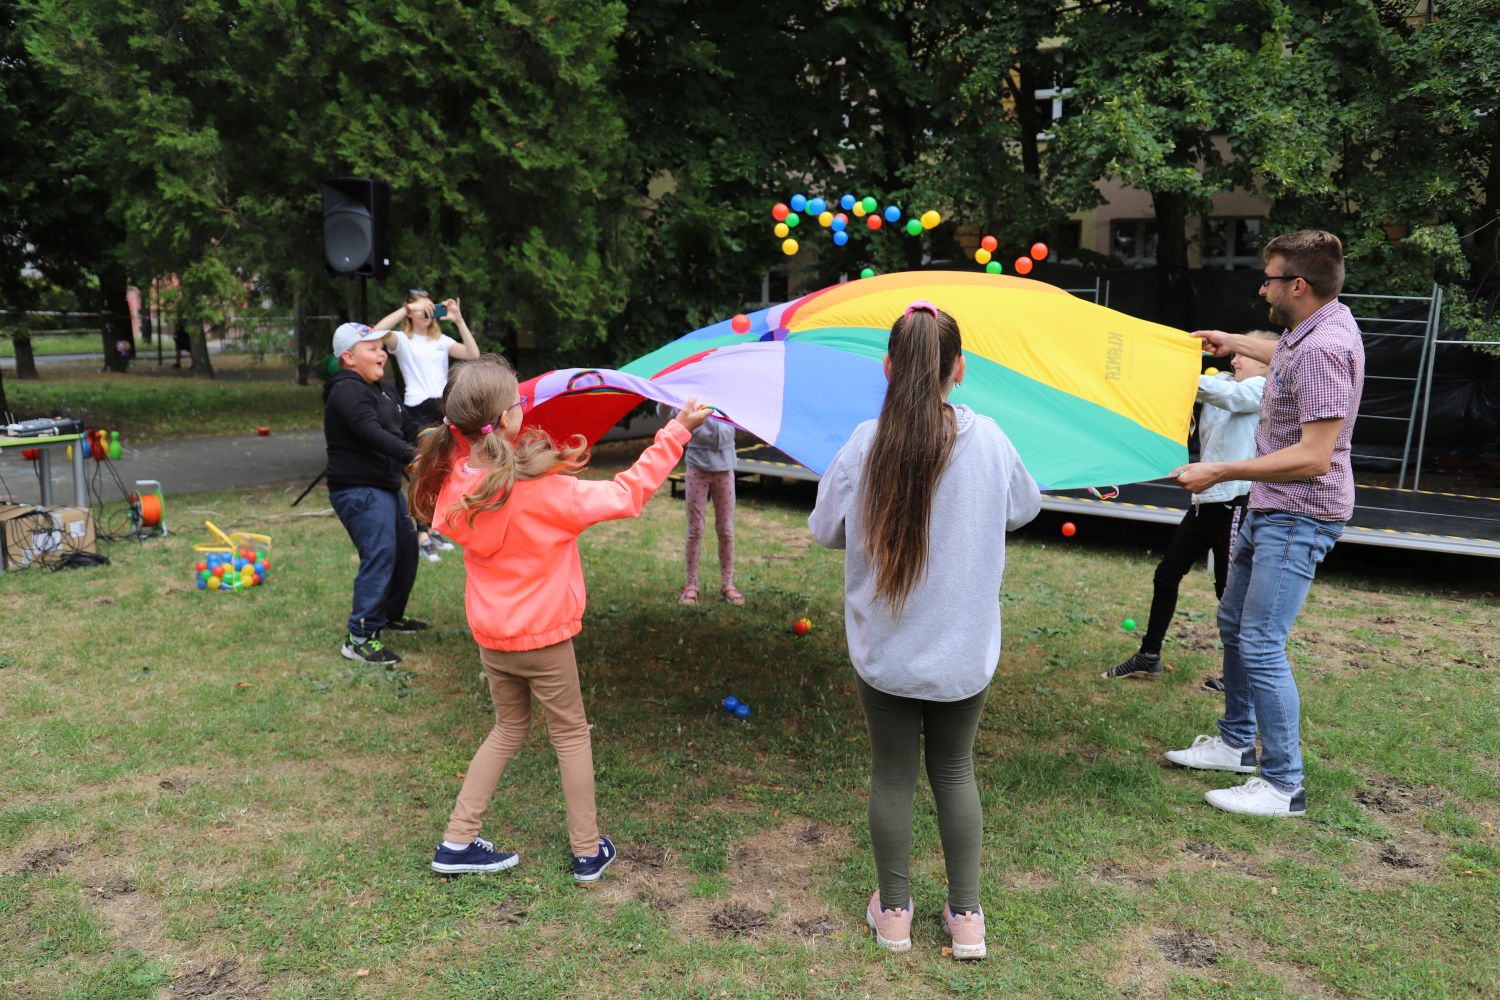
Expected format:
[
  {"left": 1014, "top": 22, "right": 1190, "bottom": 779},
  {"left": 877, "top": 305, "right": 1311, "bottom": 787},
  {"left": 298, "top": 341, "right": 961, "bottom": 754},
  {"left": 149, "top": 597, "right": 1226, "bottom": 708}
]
[
  {"left": 1014, "top": 256, "right": 1034, "bottom": 275},
  {"left": 981, "top": 235, "right": 998, "bottom": 253},
  {"left": 793, "top": 617, "right": 812, "bottom": 636},
  {"left": 731, "top": 313, "right": 751, "bottom": 334},
  {"left": 866, "top": 214, "right": 883, "bottom": 230},
  {"left": 1031, "top": 242, "right": 1049, "bottom": 261},
  {"left": 1061, "top": 521, "right": 1077, "bottom": 538},
  {"left": 195, "top": 560, "right": 208, "bottom": 572},
  {"left": 772, "top": 202, "right": 790, "bottom": 222}
]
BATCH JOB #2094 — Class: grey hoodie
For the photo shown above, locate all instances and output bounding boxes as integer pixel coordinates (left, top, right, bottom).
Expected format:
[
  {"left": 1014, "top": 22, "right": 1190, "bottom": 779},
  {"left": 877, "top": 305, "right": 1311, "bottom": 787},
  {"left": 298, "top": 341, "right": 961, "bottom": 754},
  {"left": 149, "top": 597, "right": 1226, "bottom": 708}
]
[{"left": 808, "top": 404, "right": 1041, "bottom": 701}]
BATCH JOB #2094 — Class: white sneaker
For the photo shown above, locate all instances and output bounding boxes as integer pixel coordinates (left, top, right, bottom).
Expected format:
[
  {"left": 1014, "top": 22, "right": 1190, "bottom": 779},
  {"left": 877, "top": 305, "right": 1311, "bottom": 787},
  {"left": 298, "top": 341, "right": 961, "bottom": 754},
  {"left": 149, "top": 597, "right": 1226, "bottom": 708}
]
[
  {"left": 1164, "top": 734, "right": 1257, "bottom": 773},
  {"left": 1205, "top": 776, "right": 1306, "bottom": 817}
]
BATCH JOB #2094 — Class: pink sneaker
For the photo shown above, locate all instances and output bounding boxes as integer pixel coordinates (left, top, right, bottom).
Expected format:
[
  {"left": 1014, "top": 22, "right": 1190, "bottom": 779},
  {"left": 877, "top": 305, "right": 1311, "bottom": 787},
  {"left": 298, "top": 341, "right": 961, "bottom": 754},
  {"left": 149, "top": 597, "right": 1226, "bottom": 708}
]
[
  {"left": 943, "top": 902, "right": 987, "bottom": 960},
  {"left": 865, "top": 891, "right": 913, "bottom": 953}
]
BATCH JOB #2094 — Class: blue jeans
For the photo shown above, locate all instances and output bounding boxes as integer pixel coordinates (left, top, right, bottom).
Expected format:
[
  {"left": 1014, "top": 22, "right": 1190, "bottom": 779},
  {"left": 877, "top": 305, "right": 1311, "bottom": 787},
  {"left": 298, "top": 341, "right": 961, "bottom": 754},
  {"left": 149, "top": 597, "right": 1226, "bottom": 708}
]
[
  {"left": 1216, "top": 511, "right": 1342, "bottom": 792},
  {"left": 329, "top": 486, "right": 418, "bottom": 639}
]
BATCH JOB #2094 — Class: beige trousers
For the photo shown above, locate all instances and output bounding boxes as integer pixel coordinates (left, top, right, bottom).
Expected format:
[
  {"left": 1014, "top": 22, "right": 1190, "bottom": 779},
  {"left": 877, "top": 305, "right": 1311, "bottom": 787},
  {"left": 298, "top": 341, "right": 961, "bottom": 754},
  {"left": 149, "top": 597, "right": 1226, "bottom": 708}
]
[{"left": 444, "top": 639, "right": 598, "bottom": 857}]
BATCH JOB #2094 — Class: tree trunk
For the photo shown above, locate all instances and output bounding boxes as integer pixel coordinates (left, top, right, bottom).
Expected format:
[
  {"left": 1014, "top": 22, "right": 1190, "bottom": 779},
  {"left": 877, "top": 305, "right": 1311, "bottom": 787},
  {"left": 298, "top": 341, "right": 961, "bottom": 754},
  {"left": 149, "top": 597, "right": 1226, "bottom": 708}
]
[
  {"left": 1016, "top": 57, "right": 1042, "bottom": 183},
  {"left": 294, "top": 290, "right": 309, "bottom": 385},
  {"left": 13, "top": 335, "right": 39, "bottom": 379},
  {"left": 191, "top": 323, "right": 216, "bottom": 377},
  {"left": 1152, "top": 189, "right": 1191, "bottom": 269},
  {"left": 0, "top": 363, "right": 7, "bottom": 416}
]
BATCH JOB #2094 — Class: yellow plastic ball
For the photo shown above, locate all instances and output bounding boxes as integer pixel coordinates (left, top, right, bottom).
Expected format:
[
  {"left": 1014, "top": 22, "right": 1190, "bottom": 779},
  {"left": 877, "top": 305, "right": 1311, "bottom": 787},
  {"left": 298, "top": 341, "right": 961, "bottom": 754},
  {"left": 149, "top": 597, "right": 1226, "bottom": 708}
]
[
  {"left": 1205, "top": 367, "right": 1220, "bottom": 376},
  {"left": 818, "top": 211, "right": 833, "bottom": 228},
  {"left": 975, "top": 248, "right": 992, "bottom": 265},
  {"left": 781, "top": 238, "right": 799, "bottom": 256},
  {"left": 921, "top": 210, "right": 941, "bottom": 230},
  {"left": 851, "top": 202, "right": 867, "bottom": 218},
  {"left": 774, "top": 222, "right": 789, "bottom": 238}
]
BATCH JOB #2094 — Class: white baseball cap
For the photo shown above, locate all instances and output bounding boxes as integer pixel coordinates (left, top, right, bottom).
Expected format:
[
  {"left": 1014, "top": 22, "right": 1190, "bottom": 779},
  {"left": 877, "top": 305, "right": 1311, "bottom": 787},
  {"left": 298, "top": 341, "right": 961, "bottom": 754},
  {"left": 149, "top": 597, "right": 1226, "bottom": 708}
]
[{"left": 332, "top": 322, "right": 385, "bottom": 357}]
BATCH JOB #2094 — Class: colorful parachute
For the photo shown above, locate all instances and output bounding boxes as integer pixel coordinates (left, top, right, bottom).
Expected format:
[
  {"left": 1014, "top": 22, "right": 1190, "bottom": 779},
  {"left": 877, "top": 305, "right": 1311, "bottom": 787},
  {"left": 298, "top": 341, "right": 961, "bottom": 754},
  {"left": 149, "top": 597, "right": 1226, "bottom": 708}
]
[{"left": 518, "top": 271, "right": 1201, "bottom": 490}]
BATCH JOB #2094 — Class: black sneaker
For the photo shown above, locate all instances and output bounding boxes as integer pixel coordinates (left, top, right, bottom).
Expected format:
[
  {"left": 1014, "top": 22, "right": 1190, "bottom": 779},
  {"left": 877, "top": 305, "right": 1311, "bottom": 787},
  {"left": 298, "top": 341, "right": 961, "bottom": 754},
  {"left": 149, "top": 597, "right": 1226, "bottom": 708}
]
[
  {"left": 342, "top": 633, "right": 401, "bottom": 664},
  {"left": 1203, "top": 675, "right": 1226, "bottom": 692},
  {"left": 387, "top": 617, "right": 430, "bottom": 634},
  {"left": 572, "top": 835, "right": 616, "bottom": 884},
  {"left": 431, "top": 835, "right": 519, "bottom": 875},
  {"left": 1101, "top": 652, "right": 1161, "bottom": 679}
]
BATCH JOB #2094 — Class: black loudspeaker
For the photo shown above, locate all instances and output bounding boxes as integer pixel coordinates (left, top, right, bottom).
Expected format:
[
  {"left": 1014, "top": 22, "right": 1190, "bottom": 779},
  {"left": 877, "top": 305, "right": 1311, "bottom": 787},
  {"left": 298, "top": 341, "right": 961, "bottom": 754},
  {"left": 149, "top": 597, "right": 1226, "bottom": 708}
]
[{"left": 322, "top": 178, "right": 390, "bottom": 276}]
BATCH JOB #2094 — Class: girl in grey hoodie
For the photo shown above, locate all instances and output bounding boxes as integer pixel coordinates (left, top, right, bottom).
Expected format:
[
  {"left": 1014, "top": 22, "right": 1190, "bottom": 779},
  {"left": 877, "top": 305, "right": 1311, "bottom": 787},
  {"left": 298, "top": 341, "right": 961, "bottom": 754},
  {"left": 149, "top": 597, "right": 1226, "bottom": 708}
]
[{"left": 809, "top": 301, "right": 1040, "bottom": 959}]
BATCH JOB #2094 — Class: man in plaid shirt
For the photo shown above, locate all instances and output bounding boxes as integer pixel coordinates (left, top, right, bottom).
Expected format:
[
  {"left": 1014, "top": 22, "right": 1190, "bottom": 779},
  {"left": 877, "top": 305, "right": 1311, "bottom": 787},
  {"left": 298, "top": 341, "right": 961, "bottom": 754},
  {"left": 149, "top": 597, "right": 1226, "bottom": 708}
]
[{"left": 1163, "top": 231, "right": 1365, "bottom": 818}]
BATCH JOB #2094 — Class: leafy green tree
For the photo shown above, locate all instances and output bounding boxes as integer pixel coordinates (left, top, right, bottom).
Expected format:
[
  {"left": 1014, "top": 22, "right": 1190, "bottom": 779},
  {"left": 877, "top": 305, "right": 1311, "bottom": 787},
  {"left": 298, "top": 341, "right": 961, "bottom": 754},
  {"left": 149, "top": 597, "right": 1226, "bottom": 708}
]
[{"left": 18, "top": 0, "right": 641, "bottom": 376}]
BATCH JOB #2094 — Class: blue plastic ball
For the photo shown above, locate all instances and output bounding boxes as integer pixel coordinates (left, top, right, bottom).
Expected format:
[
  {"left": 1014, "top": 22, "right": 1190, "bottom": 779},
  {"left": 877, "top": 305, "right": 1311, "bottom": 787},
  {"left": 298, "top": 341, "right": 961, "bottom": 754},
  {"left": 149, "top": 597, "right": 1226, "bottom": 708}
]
[
  {"left": 884, "top": 205, "right": 901, "bottom": 223},
  {"left": 807, "top": 197, "right": 826, "bottom": 216},
  {"left": 197, "top": 577, "right": 207, "bottom": 589},
  {"left": 722, "top": 695, "right": 740, "bottom": 712},
  {"left": 734, "top": 703, "right": 751, "bottom": 719},
  {"left": 840, "top": 194, "right": 855, "bottom": 211},
  {"left": 789, "top": 193, "right": 807, "bottom": 212},
  {"left": 831, "top": 216, "right": 847, "bottom": 232},
  {"left": 833, "top": 230, "right": 849, "bottom": 246}
]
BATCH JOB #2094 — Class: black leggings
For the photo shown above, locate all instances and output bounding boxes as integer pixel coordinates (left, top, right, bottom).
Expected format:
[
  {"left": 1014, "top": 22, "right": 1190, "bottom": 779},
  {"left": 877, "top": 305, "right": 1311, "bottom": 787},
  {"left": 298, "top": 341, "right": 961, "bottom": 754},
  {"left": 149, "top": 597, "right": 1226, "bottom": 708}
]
[{"left": 1140, "top": 497, "right": 1247, "bottom": 655}]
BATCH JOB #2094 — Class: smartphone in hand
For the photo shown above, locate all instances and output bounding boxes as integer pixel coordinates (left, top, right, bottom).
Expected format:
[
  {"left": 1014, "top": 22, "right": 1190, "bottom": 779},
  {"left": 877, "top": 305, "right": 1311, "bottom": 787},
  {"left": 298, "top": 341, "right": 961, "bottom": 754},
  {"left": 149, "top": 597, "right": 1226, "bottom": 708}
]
[{"left": 433, "top": 303, "right": 449, "bottom": 320}]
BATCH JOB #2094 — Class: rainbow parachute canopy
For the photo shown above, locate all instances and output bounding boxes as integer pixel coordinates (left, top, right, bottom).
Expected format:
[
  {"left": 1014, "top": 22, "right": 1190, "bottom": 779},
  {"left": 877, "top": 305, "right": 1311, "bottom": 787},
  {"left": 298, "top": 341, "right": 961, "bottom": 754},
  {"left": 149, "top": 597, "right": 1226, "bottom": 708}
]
[{"left": 518, "top": 271, "right": 1200, "bottom": 490}]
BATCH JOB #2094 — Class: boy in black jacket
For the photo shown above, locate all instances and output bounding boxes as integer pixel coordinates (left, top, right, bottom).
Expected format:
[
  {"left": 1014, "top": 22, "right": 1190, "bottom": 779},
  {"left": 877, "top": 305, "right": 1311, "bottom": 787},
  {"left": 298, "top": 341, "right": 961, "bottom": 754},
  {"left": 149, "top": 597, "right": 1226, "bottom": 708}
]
[{"left": 324, "top": 322, "right": 428, "bottom": 664}]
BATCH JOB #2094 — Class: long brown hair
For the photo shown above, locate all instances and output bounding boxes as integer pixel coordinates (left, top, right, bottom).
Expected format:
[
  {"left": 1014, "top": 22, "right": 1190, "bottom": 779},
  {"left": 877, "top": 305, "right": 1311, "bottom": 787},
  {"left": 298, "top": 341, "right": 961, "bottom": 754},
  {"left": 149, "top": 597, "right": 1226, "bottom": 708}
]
[
  {"left": 858, "top": 304, "right": 963, "bottom": 615},
  {"left": 409, "top": 354, "right": 588, "bottom": 528}
]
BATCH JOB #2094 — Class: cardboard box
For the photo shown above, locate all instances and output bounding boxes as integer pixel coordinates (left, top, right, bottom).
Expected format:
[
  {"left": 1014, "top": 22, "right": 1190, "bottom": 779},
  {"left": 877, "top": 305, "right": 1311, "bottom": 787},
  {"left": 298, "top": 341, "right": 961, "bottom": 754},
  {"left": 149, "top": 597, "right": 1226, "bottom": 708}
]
[{"left": 0, "top": 503, "right": 97, "bottom": 570}]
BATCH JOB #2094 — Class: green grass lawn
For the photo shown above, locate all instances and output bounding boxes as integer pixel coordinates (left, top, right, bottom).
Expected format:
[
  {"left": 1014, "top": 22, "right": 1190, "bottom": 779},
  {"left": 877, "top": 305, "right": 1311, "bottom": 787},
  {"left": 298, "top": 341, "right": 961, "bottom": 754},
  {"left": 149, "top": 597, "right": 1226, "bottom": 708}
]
[
  {"left": 0, "top": 334, "right": 104, "bottom": 358},
  {"left": 4, "top": 356, "right": 324, "bottom": 443},
  {"left": 0, "top": 469, "right": 1496, "bottom": 999}
]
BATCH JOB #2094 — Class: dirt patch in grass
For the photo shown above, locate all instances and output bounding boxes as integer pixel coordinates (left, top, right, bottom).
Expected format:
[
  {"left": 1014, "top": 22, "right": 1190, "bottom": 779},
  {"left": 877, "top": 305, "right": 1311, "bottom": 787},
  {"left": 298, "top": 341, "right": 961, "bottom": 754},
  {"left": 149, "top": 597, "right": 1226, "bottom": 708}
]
[
  {"left": 1354, "top": 776, "right": 1443, "bottom": 814},
  {"left": 1157, "top": 928, "right": 1220, "bottom": 967},
  {"left": 597, "top": 819, "right": 852, "bottom": 945},
  {"left": 1091, "top": 858, "right": 1164, "bottom": 890},
  {"left": 1096, "top": 926, "right": 1178, "bottom": 998},
  {"left": 92, "top": 882, "right": 171, "bottom": 961},
  {"left": 170, "top": 958, "right": 269, "bottom": 999},
  {"left": 10, "top": 843, "right": 82, "bottom": 874},
  {"left": 707, "top": 900, "right": 771, "bottom": 936}
]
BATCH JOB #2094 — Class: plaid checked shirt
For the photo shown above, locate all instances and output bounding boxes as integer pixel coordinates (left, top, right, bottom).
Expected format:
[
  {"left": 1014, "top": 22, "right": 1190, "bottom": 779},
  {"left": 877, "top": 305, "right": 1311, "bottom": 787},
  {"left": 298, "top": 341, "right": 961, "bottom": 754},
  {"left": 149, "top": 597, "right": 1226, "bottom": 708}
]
[{"left": 1248, "top": 299, "right": 1365, "bottom": 521}]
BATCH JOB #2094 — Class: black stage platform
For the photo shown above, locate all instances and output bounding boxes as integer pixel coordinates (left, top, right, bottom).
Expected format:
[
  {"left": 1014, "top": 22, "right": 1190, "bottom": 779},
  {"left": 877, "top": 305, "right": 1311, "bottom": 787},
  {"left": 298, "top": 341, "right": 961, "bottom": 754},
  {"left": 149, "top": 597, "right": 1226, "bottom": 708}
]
[{"left": 728, "top": 444, "right": 1500, "bottom": 559}]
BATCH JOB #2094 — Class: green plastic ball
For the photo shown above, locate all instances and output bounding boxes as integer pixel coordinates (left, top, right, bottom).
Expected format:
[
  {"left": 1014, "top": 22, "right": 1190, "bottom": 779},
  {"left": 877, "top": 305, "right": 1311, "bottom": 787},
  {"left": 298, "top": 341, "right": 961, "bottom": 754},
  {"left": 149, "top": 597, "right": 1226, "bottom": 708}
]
[
  {"left": 860, "top": 267, "right": 876, "bottom": 279},
  {"left": 905, "top": 218, "right": 922, "bottom": 236},
  {"left": 860, "top": 196, "right": 877, "bottom": 214},
  {"left": 1122, "top": 618, "right": 1137, "bottom": 632},
  {"left": 985, "top": 260, "right": 1003, "bottom": 274}
]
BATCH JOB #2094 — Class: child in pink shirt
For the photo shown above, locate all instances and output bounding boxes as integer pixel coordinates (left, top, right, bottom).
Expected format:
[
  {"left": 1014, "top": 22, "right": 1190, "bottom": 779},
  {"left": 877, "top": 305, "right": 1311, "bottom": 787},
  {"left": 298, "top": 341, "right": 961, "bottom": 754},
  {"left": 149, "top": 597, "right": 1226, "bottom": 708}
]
[{"left": 410, "top": 354, "right": 709, "bottom": 882}]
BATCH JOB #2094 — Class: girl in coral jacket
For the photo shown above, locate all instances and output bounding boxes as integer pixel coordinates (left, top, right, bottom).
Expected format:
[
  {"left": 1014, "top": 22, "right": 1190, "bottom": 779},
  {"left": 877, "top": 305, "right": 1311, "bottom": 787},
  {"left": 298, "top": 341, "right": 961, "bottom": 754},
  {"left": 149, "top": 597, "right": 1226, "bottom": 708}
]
[{"left": 410, "top": 354, "right": 710, "bottom": 883}]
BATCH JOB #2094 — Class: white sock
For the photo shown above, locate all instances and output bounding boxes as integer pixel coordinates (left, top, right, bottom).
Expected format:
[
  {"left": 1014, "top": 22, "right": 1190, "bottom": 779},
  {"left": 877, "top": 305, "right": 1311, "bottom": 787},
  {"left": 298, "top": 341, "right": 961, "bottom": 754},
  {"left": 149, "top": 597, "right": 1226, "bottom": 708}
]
[{"left": 441, "top": 840, "right": 471, "bottom": 851}]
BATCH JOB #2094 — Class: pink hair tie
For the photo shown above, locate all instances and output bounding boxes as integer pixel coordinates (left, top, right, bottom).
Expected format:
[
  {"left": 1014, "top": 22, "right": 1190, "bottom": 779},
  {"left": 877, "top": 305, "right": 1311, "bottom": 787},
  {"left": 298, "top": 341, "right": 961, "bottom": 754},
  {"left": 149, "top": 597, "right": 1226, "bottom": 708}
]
[
  {"left": 442, "top": 417, "right": 454, "bottom": 427},
  {"left": 480, "top": 423, "right": 494, "bottom": 436},
  {"left": 903, "top": 299, "right": 938, "bottom": 319}
]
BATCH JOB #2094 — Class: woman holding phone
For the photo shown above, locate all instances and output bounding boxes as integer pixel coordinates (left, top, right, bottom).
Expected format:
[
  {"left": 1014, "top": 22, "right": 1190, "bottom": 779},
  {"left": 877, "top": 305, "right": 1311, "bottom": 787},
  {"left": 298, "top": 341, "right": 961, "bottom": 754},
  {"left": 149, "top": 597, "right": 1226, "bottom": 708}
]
[{"left": 373, "top": 289, "right": 483, "bottom": 559}]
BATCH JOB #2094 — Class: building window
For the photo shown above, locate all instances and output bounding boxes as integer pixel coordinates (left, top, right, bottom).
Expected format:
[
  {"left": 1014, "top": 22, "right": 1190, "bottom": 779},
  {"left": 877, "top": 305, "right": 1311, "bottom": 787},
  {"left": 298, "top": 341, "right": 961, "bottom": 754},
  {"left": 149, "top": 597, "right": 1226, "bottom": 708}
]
[
  {"left": 1111, "top": 219, "right": 1158, "bottom": 267},
  {"left": 1202, "top": 217, "right": 1265, "bottom": 269},
  {"left": 1033, "top": 65, "right": 1075, "bottom": 140}
]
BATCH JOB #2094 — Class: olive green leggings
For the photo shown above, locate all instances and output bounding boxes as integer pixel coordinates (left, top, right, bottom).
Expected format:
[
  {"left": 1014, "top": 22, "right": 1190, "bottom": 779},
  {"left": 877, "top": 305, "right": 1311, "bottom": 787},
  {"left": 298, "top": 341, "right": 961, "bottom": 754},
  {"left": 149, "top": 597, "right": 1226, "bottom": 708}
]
[{"left": 857, "top": 675, "right": 990, "bottom": 915}]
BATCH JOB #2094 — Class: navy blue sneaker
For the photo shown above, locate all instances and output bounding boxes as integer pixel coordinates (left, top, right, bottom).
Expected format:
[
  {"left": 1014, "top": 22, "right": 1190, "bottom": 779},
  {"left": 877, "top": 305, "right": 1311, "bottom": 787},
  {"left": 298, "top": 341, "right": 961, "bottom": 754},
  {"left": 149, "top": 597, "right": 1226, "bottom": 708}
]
[
  {"left": 431, "top": 835, "right": 519, "bottom": 875},
  {"left": 572, "top": 835, "right": 616, "bottom": 883}
]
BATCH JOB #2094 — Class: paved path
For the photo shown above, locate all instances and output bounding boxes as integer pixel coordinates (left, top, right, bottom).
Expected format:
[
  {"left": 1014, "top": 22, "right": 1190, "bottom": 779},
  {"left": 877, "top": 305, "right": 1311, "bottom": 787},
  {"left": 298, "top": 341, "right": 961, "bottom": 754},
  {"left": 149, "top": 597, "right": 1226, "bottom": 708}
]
[{"left": 1, "top": 430, "right": 328, "bottom": 507}]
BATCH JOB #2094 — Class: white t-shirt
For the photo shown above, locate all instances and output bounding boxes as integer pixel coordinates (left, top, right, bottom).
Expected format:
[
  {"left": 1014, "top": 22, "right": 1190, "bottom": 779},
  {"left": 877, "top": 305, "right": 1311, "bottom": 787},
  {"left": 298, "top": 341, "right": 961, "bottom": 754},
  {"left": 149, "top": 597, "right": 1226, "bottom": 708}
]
[{"left": 389, "top": 332, "right": 457, "bottom": 406}]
